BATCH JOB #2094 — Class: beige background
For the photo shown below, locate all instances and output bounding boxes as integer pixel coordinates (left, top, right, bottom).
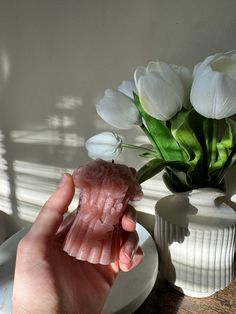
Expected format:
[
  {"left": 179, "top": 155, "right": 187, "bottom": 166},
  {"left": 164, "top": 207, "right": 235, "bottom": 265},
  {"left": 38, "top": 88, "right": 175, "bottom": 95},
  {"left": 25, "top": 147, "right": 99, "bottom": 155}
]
[{"left": 0, "top": 0, "right": 236, "bottom": 230}]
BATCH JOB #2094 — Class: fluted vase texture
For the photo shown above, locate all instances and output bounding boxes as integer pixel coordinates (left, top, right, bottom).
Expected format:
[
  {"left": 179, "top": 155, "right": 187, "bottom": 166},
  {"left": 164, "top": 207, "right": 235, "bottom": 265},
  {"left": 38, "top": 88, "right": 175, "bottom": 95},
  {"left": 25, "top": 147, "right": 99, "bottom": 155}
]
[{"left": 154, "top": 188, "right": 236, "bottom": 297}]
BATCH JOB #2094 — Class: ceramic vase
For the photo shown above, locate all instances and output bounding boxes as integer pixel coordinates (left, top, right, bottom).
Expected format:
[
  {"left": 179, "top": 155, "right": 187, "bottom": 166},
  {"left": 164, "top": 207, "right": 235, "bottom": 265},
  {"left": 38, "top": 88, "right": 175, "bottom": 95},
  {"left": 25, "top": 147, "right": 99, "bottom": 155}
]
[{"left": 154, "top": 188, "right": 236, "bottom": 297}]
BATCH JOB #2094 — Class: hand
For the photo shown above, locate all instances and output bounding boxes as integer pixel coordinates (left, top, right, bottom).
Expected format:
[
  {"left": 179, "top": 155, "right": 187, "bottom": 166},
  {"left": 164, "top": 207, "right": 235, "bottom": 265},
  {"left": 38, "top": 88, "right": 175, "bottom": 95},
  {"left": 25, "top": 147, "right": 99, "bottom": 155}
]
[{"left": 12, "top": 173, "right": 143, "bottom": 314}]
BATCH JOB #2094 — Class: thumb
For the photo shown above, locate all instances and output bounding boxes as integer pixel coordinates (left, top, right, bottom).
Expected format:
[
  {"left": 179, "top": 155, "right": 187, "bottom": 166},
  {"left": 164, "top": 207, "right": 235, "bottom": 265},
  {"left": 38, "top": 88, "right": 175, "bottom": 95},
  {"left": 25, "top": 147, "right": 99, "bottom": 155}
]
[{"left": 29, "top": 173, "right": 75, "bottom": 241}]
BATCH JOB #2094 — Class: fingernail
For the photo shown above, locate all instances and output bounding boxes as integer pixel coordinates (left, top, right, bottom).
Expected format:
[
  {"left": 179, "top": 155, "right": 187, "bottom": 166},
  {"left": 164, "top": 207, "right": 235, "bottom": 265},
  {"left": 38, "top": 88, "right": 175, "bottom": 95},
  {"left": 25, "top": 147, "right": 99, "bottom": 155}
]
[
  {"left": 58, "top": 173, "right": 67, "bottom": 188},
  {"left": 124, "top": 245, "right": 135, "bottom": 262},
  {"left": 120, "top": 262, "right": 131, "bottom": 272}
]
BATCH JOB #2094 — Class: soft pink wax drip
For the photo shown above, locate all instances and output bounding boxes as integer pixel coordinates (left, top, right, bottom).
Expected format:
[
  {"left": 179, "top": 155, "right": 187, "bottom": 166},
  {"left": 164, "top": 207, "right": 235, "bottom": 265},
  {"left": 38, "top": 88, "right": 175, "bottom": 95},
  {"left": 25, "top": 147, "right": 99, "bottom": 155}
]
[{"left": 63, "top": 159, "right": 143, "bottom": 265}]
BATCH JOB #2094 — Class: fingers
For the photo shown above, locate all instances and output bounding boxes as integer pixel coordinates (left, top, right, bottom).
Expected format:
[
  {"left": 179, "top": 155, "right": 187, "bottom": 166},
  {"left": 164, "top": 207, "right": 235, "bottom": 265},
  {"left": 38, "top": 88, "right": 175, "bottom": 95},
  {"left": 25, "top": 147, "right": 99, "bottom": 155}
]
[
  {"left": 119, "top": 246, "right": 144, "bottom": 272},
  {"left": 119, "top": 205, "right": 143, "bottom": 271},
  {"left": 121, "top": 205, "right": 136, "bottom": 232},
  {"left": 29, "top": 173, "right": 75, "bottom": 241},
  {"left": 119, "top": 231, "right": 139, "bottom": 264},
  {"left": 118, "top": 231, "right": 144, "bottom": 272}
]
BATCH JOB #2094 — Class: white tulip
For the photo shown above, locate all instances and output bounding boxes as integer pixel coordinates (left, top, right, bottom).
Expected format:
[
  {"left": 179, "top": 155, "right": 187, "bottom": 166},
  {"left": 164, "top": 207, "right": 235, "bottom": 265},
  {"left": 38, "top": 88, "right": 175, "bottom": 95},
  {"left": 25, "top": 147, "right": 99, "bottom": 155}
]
[
  {"left": 85, "top": 132, "right": 123, "bottom": 160},
  {"left": 117, "top": 80, "right": 137, "bottom": 99},
  {"left": 96, "top": 89, "right": 142, "bottom": 129},
  {"left": 169, "top": 63, "right": 192, "bottom": 109},
  {"left": 134, "top": 61, "right": 192, "bottom": 121},
  {"left": 190, "top": 51, "right": 236, "bottom": 119}
]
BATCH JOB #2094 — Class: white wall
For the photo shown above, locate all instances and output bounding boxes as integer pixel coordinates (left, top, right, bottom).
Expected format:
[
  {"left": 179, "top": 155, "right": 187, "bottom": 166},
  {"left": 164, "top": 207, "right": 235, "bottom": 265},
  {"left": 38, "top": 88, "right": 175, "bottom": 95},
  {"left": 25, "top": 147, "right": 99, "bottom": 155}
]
[{"left": 0, "top": 0, "right": 236, "bottom": 229}]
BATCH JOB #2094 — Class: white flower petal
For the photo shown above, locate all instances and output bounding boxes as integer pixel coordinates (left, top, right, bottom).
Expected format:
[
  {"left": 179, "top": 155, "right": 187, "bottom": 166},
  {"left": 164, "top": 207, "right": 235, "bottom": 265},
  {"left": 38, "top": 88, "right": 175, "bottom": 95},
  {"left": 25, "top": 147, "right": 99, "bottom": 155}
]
[
  {"left": 170, "top": 64, "right": 192, "bottom": 89},
  {"left": 134, "top": 66, "right": 146, "bottom": 87},
  {"left": 191, "top": 51, "right": 236, "bottom": 119},
  {"left": 170, "top": 64, "right": 192, "bottom": 108},
  {"left": 146, "top": 61, "right": 162, "bottom": 72},
  {"left": 158, "top": 62, "right": 185, "bottom": 100},
  {"left": 224, "top": 50, "right": 236, "bottom": 58},
  {"left": 134, "top": 60, "right": 190, "bottom": 120},
  {"left": 138, "top": 72, "right": 182, "bottom": 121},
  {"left": 117, "top": 80, "right": 137, "bottom": 98},
  {"left": 211, "top": 56, "right": 236, "bottom": 80},
  {"left": 85, "top": 132, "right": 123, "bottom": 160},
  {"left": 191, "top": 71, "right": 236, "bottom": 119},
  {"left": 96, "top": 89, "right": 142, "bottom": 129},
  {"left": 145, "top": 61, "right": 185, "bottom": 101},
  {"left": 193, "top": 53, "right": 221, "bottom": 78}
]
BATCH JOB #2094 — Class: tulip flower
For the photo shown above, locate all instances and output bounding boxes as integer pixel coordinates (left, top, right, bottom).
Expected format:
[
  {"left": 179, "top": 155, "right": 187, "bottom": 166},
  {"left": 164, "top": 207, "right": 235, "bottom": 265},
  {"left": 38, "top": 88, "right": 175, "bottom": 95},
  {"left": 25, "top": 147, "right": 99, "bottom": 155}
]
[
  {"left": 96, "top": 89, "right": 142, "bottom": 129},
  {"left": 117, "top": 80, "right": 137, "bottom": 99},
  {"left": 190, "top": 51, "right": 236, "bottom": 119},
  {"left": 85, "top": 132, "right": 123, "bottom": 160},
  {"left": 134, "top": 61, "right": 192, "bottom": 121},
  {"left": 85, "top": 54, "right": 236, "bottom": 193}
]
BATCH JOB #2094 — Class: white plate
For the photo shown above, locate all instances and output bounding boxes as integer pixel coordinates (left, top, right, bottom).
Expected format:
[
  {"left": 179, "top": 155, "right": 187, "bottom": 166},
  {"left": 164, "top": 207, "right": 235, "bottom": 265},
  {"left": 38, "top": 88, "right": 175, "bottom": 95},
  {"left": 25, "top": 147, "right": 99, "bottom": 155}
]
[{"left": 0, "top": 224, "right": 158, "bottom": 314}]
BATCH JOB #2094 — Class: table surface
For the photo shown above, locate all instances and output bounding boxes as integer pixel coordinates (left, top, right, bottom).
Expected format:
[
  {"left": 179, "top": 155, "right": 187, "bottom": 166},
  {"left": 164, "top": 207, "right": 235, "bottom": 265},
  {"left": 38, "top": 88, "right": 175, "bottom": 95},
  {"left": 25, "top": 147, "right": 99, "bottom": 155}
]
[{"left": 135, "top": 257, "right": 236, "bottom": 314}]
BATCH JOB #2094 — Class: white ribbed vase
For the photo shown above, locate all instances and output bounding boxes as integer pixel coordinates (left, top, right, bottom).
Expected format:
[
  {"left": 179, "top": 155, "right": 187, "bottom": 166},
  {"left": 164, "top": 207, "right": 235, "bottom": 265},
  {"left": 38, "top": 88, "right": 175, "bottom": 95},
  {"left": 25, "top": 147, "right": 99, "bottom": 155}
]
[{"left": 154, "top": 188, "right": 236, "bottom": 297}]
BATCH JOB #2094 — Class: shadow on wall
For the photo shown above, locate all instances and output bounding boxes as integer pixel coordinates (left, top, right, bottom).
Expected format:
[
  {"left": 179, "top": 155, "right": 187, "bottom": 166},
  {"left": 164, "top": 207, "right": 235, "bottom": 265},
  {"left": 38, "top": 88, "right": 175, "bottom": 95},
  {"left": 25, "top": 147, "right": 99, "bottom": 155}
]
[
  {"left": 0, "top": 47, "right": 83, "bottom": 234},
  {"left": 0, "top": 99, "right": 83, "bottom": 227}
]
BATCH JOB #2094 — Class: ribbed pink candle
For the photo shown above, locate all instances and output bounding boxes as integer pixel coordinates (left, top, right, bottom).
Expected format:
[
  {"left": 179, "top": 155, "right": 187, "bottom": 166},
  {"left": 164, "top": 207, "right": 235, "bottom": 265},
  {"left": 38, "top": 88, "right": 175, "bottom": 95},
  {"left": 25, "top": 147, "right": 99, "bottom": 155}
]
[{"left": 63, "top": 159, "right": 143, "bottom": 265}]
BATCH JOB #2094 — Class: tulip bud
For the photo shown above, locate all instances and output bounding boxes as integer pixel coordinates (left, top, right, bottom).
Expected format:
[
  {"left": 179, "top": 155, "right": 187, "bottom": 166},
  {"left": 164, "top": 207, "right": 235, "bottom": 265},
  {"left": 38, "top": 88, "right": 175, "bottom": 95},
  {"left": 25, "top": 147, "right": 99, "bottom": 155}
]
[
  {"left": 85, "top": 132, "right": 123, "bottom": 160},
  {"left": 134, "top": 61, "right": 192, "bottom": 121},
  {"left": 117, "top": 80, "right": 137, "bottom": 99},
  {"left": 190, "top": 51, "right": 236, "bottom": 119},
  {"left": 96, "top": 89, "right": 142, "bottom": 129}
]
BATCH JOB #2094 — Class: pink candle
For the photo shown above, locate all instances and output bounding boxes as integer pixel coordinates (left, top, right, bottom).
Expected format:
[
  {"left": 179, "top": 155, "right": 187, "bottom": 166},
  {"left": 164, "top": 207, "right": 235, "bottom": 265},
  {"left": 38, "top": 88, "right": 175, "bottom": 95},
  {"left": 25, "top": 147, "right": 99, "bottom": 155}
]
[{"left": 63, "top": 159, "right": 143, "bottom": 265}]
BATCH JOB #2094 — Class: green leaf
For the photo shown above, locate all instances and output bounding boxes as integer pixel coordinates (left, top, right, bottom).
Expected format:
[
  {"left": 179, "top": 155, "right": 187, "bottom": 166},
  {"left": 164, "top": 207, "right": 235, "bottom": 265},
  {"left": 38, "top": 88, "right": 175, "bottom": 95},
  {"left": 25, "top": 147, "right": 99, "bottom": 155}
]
[
  {"left": 209, "top": 118, "right": 236, "bottom": 177},
  {"left": 162, "top": 169, "right": 194, "bottom": 192},
  {"left": 226, "top": 118, "right": 236, "bottom": 141},
  {"left": 214, "top": 144, "right": 236, "bottom": 184},
  {"left": 137, "top": 158, "right": 167, "bottom": 183},
  {"left": 133, "top": 93, "right": 185, "bottom": 162},
  {"left": 170, "top": 109, "right": 203, "bottom": 181},
  {"left": 137, "top": 158, "right": 189, "bottom": 184}
]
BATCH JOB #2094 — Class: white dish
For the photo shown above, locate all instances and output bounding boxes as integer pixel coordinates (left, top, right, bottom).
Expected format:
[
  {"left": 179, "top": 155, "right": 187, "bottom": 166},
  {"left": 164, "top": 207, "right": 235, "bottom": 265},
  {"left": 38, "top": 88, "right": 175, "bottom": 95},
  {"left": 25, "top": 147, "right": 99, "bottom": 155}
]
[{"left": 0, "top": 223, "right": 158, "bottom": 314}]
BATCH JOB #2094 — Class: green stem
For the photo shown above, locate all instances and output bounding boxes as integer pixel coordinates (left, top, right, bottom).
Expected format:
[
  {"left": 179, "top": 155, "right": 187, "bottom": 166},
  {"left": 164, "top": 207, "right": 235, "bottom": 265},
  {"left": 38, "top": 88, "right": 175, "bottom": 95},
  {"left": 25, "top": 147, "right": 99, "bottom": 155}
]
[
  {"left": 211, "top": 119, "right": 218, "bottom": 166},
  {"left": 140, "top": 123, "right": 163, "bottom": 158},
  {"left": 122, "top": 143, "right": 157, "bottom": 157}
]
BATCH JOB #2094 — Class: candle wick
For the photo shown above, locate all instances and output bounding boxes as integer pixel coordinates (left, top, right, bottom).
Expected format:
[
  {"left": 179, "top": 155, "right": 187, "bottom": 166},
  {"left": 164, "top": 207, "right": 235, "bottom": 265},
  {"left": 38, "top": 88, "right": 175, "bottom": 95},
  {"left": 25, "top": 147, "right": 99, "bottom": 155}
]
[{"left": 112, "top": 159, "right": 115, "bottom": 163}]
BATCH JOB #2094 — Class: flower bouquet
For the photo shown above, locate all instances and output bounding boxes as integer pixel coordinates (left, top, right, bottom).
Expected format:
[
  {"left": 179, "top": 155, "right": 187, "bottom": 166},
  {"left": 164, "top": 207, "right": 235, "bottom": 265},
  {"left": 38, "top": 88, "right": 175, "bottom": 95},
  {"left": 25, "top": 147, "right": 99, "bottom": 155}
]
[
  {"left": 85, "top": 51, "right": 236, "bottom": 297},
  {"left": 86, "top": 51, "right": 236, "bottom": 193}
]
